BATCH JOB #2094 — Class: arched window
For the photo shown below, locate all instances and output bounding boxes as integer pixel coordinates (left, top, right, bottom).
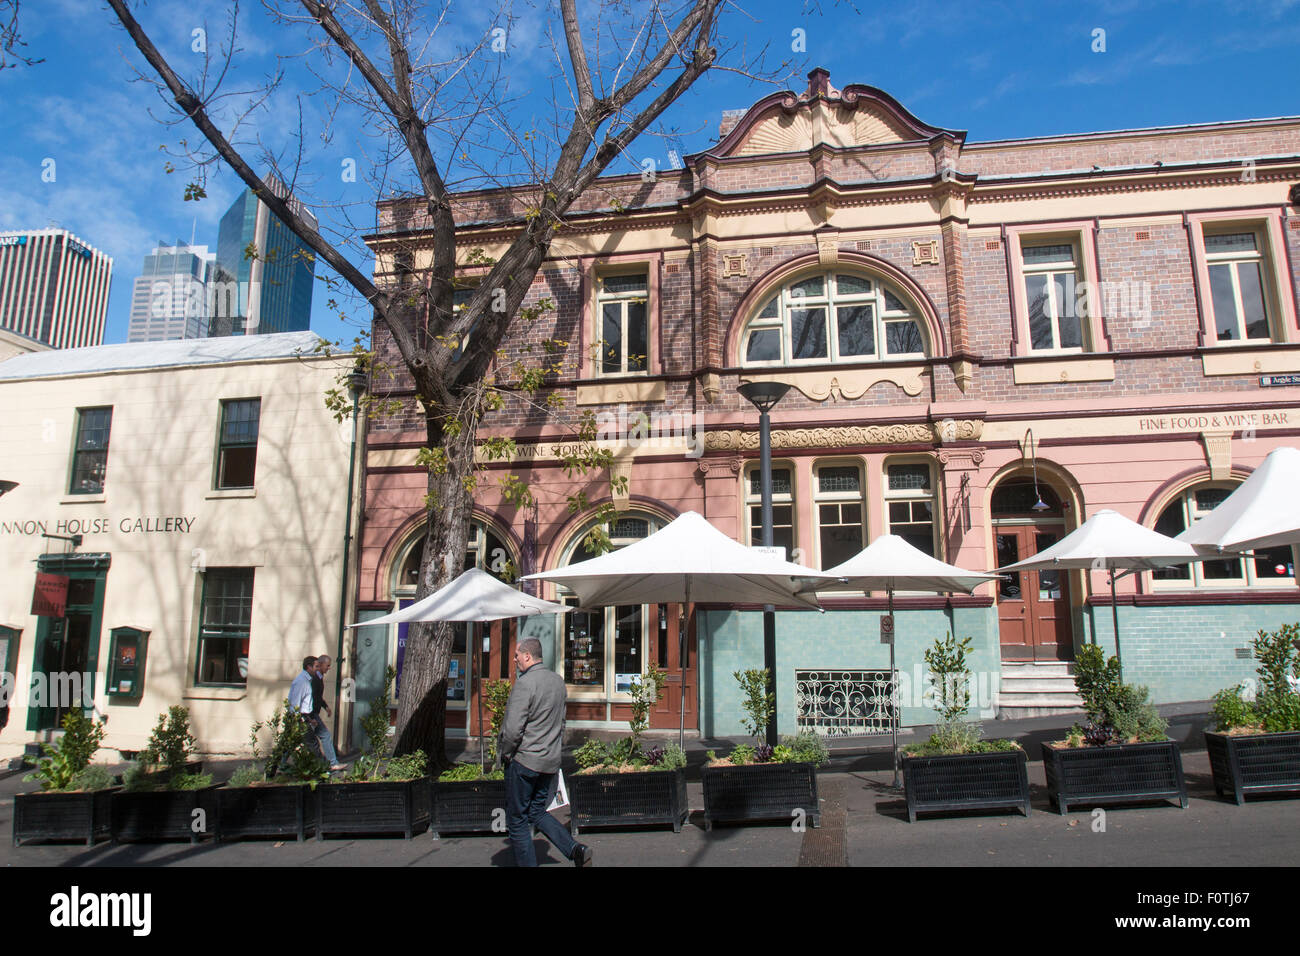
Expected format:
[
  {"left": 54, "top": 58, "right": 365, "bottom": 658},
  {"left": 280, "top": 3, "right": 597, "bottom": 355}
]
[
  {"left": 558, "top": 512, "right": 664, "bottom": 699},
  {"left": 1151, "top": 483, "right": 1295, "bottom": 589},
  {"left": 741, "top": 271, "right": 927, "bottom": 367},
  {"left": 389, "top": 519, "right": 516, "bottom": 706}
]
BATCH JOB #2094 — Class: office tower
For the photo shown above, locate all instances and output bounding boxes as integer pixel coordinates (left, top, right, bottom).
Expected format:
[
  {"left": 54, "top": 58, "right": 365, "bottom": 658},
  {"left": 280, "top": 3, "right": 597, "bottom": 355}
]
[
  {"left": 0, "top": 229, "right": 113, "bottom": 348},
  {"left": 210, "top": 174, "right": 317, "bottom": 336},
  {"left": 126, "top": 242, "right": 215, "bottom": 342}
]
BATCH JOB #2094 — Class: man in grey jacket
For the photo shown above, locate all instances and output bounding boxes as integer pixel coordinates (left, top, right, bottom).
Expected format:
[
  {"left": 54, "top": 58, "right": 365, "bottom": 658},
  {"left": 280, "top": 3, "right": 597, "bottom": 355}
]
[{"left": 499, "top": 637, "right": 592, "bottom": 867}]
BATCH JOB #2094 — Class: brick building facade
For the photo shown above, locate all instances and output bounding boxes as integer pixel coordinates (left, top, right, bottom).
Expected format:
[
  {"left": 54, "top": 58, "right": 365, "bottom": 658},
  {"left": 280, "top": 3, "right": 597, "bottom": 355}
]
[{"left": 355, "top": 70, "right": 1300, "bottom": 739}]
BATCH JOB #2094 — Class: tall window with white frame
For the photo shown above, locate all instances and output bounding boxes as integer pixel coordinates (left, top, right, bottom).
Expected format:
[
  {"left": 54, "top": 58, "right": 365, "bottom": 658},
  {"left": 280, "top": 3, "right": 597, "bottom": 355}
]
[
  {"left": 596, "top": 272, "right": 649, "bottom": 375},
  {"left": 1021, "top": 242, "right": 1084, "bottom": 351},
  {"left": 814, "top": 463, "right": 865, "bottom": 569},
  {"left": 216, "top": 398, "right": 261, "bottom": 489},
  {"left": 885, "top": 462, "right": 938, "bottom": 557},
  {"left": 196, "top": 568, "right": 254, "bottom": 686},
  {"left": 1153, "top": 485, "right": 1294, "bottom": 587},
  {"left": 1204, "top": 230, "right": 1272, "bottom": 342},
  {"left": 745, "top": 464, "right": 795, "bottom": 558},
  {"left": 69, "top": 407, "right": 112, "bottom": 495}
]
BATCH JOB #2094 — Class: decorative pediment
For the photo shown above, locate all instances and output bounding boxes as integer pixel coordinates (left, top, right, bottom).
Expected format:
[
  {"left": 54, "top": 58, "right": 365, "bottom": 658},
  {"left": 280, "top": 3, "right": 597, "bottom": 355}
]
[{"left": 714, "top": 68, "right": 965, "bottom": 159}]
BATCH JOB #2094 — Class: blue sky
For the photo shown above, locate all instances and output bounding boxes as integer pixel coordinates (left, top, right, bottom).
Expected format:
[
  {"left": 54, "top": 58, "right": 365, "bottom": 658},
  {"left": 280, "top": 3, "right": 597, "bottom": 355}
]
[{"left": 1, "top": 0, "right": 1297, "bottom": 347}]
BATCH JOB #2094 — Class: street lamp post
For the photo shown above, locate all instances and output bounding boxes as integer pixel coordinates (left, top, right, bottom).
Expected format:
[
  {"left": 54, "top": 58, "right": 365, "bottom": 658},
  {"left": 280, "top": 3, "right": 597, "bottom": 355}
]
[
  {"left": 334, "top": 365, "right": 367, "bottom": 748},
  {"left": 738, "top": 381, "right": 791, "bottom": 750}
]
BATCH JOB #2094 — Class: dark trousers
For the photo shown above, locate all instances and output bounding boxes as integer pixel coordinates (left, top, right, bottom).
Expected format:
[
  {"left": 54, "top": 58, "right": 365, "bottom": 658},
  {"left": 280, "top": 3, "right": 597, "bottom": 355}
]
[{"left": 505, "top": 759, "right": 576, "bottom": 866}]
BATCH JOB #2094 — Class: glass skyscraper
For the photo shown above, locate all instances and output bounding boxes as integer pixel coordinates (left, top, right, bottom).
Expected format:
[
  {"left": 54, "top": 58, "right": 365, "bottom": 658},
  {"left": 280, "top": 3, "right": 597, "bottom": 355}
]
[
  {"left": 210, "top": 175, "right": 316, "bottom": 336},
  {"left": 126, "top": 243, "right": 214, "bottom": 342}
]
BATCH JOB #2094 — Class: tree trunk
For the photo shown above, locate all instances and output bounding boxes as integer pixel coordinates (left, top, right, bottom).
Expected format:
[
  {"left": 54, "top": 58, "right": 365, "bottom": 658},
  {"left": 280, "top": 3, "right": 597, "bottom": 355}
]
[{"left": 392, "top": 403, "right": 478, "bottom": 766}]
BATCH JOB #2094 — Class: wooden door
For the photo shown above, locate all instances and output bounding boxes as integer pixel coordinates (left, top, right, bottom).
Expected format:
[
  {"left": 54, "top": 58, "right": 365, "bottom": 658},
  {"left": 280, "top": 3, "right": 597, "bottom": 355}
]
[
  {"left": 649, "top": 603, "right": 697, "bottom": 730},
  {"left": 996, "top": 525, "right": 1072, "bottom": 661}
]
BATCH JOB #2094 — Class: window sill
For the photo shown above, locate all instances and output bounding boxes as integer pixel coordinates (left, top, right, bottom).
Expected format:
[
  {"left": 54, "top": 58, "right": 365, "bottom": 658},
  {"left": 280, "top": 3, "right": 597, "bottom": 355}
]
[
  {"left": 576, "top": 379, "right": 666, "bottom": 405},
  {"left": 1011, "top": 355, "right": 1115, "bottom": 385},
  {"left": 1200, "top": 344, "right": 1300, "bottom": 377},
  {"left": 183, "top": 687, "right": 248, "bottom": 701},
  {"left": 205, "top": 488, "right": 257, "bottom": 500},
  {"left": 60, "top": 493, "right": 106, "bottom": 504}
]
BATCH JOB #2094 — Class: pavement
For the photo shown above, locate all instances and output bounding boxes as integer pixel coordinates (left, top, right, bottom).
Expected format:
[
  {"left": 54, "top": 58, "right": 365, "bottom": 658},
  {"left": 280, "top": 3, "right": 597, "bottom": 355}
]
[{"left": 3, "top": 703, "right": 1298, "bottom": 869}]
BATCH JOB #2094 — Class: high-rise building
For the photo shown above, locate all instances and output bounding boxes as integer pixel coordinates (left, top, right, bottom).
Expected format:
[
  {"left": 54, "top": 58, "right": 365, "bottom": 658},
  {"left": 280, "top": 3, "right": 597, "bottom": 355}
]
[
  {"left": 126, "top": 242, "right": 215, "bottom": 342},
  {"left": 210, "top": 175, "right": 316, "bottom": 336},
  {"left": 0, "top": 229, "right": 113, "bottom": 348}
]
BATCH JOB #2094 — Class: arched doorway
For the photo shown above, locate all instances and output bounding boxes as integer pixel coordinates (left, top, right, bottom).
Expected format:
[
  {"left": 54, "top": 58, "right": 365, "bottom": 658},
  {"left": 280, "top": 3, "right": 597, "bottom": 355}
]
[{"left": 991, "top": 477, "right": 1074, "bottom": 661}]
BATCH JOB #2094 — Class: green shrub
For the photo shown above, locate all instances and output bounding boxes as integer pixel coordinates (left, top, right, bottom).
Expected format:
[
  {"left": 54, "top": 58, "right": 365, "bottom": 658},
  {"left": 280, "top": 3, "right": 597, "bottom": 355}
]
[
  {"left": 778, "top": 731, "right": 829, "bottom": 767},
  {"left": 169, "top": 772, "right": 213, "bottom": 791},
  {"left": 26, "top": 710, "right": 107, "bottom": 791},
  {"left": 656, "top": 742, "right": 687, "bottom": 771},
  {"left": 729, "top": 743, "right": 755, "bottom": 765},
  {"left": 251, "top": 699, "right": 329, "bottom": 784},
  {"left": 925, "top": 633, "right": 975, "bottom": 723},
  {"left": 67, "top": 764, "right": 114, "bottom": 793},
  {"left": 384, "top": 750, "right": 428, "bottom": 781},
  {"left": 734, "top": 668, "right": 774, "bottom": 742},
  {"left": 140, "top": 705, "right": 197, "bottom": 775},
  {"left": 1072, "top": 644, "right": 1167, "bottom": 744},
  {"left": 484, "top": 678, "right": 512, "bottom": 766},
  {"left": 629, "top": 665, "right": 667, "bottom": 753},
  {"left": 226, "top": 764, "right": 264, "bottom": 789},
  {"left": 1211, "top": 685, "right": 1261, "bottom": 732},
  {"left": 1253, "top": 623, "right": 1300, "bottom": 732},
  {"left": 438, "top": 763, "right": 504, "bottom": 782},
  {"left": 574, "top": 739, "right": 611, "bottom": 769}
]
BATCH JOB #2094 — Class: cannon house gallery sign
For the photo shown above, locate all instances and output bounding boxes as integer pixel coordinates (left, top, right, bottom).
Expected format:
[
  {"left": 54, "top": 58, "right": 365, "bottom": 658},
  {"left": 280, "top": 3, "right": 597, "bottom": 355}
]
[{"left": 0, "top": 515, "right": 197, "bottom": 536}]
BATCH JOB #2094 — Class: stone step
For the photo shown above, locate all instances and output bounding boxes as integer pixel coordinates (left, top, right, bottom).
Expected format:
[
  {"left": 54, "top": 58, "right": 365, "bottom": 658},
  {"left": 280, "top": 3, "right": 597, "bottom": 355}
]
[
  {"left": 996, "top": 705, "right": 1087, "bottom": 720},
  {"left": 996, "top": 691, "right": 1083, "bottom": 707},
  {"left": 997, "top": 678, "right": 1081, "bottom": 693},
  {"left": 999, "top": 661, "right": 1074, "bottom": 678}
]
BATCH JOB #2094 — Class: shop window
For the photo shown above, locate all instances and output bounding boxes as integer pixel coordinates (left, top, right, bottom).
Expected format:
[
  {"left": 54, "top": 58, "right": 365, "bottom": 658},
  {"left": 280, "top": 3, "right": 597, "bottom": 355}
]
[
  {"left": 814, "top": 462, "right": 864, "bottom": 569},
  {"left": 216, "top": 398, "right": 261, "bottom": 489},
  {"left": 196, "top": 568, "right": 253, "bottom": 686},
  {"left": 884, "top": 461, "right": 938, "bottom": 557},
  {"left": 595, "top": 272, "right": 649, "bottom": 375},
  {"left": 69, "top": 407, "right": 112, "bottom": 495},
  {"left": 740, "top": 271, "right": 926, "bottom": 367},
  {"left": 744, "top": 463, "right": 795, "bottom": 559},
  {"left": 1152, "top": 484, "right": 1295, "bottom": 589},
  {"left": 1203, "top": 229, "right": 1273, "bottom": 343},
  {"left": 559, "top": 513, "right": 661, "bottom": 697}
]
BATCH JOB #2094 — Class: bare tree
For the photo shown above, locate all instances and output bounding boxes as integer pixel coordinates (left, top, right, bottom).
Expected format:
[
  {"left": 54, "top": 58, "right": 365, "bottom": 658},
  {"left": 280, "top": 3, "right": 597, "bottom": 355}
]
[
  {"left": 106, "top": 0, "right": 769, "bottom": 764},
  {"left": 1, "top": 0, "right": 43, "bottom": 70}
]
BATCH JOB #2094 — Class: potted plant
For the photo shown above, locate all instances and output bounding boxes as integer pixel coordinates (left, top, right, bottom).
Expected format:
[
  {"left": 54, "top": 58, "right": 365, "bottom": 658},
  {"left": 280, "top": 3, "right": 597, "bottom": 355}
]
[
  {"left": 1041, "top": 645, "right": 1187, "bottom": 815},
  {"left": 111, "top": 705, "right": 218, "bottom": 843},
  {"left": 215, "top": 700, "right": 330, "bottom": 842},
  {"left": 901, "top": 634, "right": 1029, "bottom": 823},
  {"left": 317, "top": 668, "right": 430, "bottom": 839},
  {"left": 700, "top": 668, "right": 827, "bottom": 830},
  {"left": 568, "top": 665, "right": 690, "bottom": 835},
  {"left": 13, "top": 711, "right": 117, "bottom": 847},
  {"left": 1204, "top": 622, "right": 1300, "bottom": 805},
  {"left": 432, "top": 677, "right": 510, "bottom": 837}
]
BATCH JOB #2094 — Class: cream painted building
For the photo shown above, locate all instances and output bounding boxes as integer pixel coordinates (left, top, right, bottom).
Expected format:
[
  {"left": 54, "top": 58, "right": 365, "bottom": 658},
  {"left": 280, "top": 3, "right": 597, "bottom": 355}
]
[{"left": 0, "top": 331, "right": 361, "bottom": 759}]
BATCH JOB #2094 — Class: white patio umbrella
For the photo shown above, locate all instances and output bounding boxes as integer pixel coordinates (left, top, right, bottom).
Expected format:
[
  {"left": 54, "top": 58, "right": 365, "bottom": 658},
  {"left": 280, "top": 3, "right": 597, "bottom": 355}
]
[
  {"left": 524, "top": 511, "right": 839, "bottom": 745},
  {"left": 1176, "top": 446, "right": 1300, "bottom": 552},
  {"left": 799, "top": 534, "right": 1000, "bottom": 786},
  {"left": 348, "top": 567, "right": 573, "bottom": 768},
  {"left": 993, "top": 509, "right": 1206, "bottom": 681}
]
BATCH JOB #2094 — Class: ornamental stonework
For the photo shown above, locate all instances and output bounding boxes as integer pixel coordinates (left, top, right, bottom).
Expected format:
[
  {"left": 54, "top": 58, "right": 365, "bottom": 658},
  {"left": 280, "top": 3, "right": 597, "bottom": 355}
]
[{"left": 703, "top": 420, "right": 984, "bottom": 452}]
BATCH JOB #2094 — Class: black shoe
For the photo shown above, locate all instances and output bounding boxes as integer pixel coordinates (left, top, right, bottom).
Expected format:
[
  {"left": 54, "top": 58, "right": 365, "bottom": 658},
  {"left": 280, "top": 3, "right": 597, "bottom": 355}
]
[{"left": 572, "top": 843, "right": 592, "bottom": 867}]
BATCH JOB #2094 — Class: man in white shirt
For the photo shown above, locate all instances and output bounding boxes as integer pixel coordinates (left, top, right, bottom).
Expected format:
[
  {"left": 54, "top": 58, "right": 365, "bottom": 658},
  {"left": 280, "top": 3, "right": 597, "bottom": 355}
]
[{"left": 288, "top": 656, "right": 318, "bottom": 744}]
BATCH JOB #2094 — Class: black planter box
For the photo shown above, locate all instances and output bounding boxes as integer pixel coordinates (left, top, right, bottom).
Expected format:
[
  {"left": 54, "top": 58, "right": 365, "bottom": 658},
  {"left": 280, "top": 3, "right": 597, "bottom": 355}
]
[
  {"left": 569, "top": 768, "right": 688, "bottom": 835},
  {"left": 13, "top": 788, "right": 118, "bottom": 847},
  {"left": 316, "top": 778, "right": 431, "bottom": 840},
  {"left": 700, "top": 761, "right": 820, "bottom": 830},
  {"left": 902, "top": 749, "right": 1031, "bottom": 823},
  {"left": 1205, "top": 730, "right": 1300, "bottom": 805},
  {"left": 431, "top": 779, "right": 509, "bottom": 836},
  {"left": 1041, "top": 740, "right": 1188, "bottom": 815},
  {"left": 216, "top": 784, "right": 317, "bottom": 841},
  {"left": 110, "top": 787, "right": 219, "bottom": 843}
]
